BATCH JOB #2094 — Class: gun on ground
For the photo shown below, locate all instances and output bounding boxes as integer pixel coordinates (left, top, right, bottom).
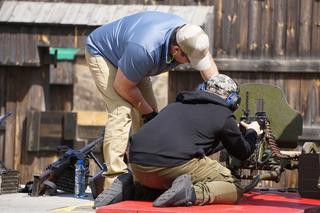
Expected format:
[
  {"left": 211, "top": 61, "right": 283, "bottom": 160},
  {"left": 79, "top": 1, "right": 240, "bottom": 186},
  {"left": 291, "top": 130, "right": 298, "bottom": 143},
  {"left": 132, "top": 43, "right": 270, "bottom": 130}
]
[{"left": 31, "top": 136, "right": 106, "bottom": 196}]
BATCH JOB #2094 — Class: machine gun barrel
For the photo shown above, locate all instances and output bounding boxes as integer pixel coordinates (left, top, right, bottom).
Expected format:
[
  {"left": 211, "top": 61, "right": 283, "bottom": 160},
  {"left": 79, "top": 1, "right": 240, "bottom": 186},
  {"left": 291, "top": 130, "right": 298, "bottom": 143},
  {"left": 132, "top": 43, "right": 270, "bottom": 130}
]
[{"left": 75, "top": 136, "right": 103, "bottom": 160}]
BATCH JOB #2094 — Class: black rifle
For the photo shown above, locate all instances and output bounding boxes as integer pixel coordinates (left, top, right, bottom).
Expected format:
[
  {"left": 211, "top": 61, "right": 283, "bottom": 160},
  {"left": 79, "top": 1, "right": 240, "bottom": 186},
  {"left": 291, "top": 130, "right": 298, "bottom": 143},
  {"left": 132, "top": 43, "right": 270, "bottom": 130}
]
[{"left": 31, "top": 136, "right": 106, "bottom": 196}]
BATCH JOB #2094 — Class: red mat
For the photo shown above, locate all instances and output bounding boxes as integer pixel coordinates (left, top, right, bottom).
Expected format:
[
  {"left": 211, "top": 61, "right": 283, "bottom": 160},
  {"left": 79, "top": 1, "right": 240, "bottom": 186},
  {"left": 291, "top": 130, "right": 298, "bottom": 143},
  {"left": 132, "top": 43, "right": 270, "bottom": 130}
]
[{"left": 96, "top": 191, "right": 320, "bottom": 213}]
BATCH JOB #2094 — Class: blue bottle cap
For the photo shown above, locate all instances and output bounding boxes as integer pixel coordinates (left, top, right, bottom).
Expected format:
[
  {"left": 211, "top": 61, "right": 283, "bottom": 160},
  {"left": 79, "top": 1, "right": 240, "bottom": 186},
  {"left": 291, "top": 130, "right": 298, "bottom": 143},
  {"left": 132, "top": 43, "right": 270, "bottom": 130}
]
[{"left": 76, "top": 159, "right": 84, "bottom": 165}]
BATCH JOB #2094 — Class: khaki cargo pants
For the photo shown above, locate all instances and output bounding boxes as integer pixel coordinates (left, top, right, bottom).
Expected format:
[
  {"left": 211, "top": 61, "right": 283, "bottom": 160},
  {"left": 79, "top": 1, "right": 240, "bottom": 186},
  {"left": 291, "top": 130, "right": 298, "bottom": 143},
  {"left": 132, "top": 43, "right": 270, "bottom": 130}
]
[
  {"left": 85, "top": 50, "right": 158, "bottom": 190},
  {"left": 131, "top": 156, "right": 242, "bottom": 205}
]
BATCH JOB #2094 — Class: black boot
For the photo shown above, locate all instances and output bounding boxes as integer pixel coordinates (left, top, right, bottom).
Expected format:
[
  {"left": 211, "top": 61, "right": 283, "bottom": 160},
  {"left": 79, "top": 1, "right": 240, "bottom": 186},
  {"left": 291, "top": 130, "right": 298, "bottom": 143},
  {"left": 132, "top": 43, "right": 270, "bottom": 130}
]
[
  {"left": 93, "top": 171, "right": 134, "bottom": 208},
  {"left": 153, "top": 174, "right": 196, "bottom": 207}
]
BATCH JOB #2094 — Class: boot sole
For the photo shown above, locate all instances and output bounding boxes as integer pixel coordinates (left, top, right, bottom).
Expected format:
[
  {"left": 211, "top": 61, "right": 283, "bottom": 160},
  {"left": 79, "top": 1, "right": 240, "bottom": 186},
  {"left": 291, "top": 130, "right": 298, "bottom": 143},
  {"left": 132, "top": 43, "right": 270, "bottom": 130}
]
[
  {"left": 94, "top": 172, "right": 132, "bottom": 208},
  {"left": 153, "top": 174, "right": 192, "bottom": 207}
]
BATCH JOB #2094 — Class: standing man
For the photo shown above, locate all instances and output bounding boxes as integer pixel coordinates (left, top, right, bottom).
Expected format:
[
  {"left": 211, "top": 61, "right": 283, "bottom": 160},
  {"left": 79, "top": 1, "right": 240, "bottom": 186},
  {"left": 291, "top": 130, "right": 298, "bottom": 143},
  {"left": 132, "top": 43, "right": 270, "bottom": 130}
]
[{"left": 85, "top": 11, "right": 219, "bottom": 191}]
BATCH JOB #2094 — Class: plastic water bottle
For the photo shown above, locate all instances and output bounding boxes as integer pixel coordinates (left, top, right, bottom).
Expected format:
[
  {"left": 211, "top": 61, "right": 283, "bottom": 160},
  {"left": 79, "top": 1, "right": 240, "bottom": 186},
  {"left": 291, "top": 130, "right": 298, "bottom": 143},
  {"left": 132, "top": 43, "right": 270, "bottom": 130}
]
[{"left": 74, "top": 159, "right": 86, "bottom": 198}]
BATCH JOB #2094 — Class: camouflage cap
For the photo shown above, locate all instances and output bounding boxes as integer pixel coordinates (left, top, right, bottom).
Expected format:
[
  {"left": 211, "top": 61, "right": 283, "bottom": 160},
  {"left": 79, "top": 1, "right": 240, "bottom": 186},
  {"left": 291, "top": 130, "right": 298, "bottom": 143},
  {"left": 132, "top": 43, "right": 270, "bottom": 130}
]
[{"left": 204, "top": 74, "right": 239, "bottom": 99}]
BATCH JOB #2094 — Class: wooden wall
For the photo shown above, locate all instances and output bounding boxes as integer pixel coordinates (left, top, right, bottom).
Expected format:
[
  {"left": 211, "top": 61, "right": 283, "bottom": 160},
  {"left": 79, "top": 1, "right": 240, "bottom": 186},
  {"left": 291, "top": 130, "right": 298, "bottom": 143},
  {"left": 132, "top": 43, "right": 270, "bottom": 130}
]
[
  {"left": 0, "top": 23, "right": 99, "bottom": 183},
  {"left": 168, "top": 0, "right": 320, "bottom": 189},
  {"left": 213, "top": 0, "right": 320, "bottom": 59},
  {"left": 0, "top": 66, "right": 48, "bottom": 181},
  {"left": 169, "top": 0, "right": 320, "bottom": 128}
]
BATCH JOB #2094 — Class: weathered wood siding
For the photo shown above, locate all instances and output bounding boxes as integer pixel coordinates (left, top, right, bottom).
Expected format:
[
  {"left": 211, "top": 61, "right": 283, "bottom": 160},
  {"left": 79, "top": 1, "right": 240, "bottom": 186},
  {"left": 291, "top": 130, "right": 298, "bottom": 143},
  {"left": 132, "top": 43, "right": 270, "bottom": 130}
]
[
  {"left": 210, "top": 0, "right": 320, "bottom": 59},
  {"left": 169, "top": 0, "right": 320, "bottom": 129},
  {"left": 169, "top": 0, "right": 320, "bottom": 189}
]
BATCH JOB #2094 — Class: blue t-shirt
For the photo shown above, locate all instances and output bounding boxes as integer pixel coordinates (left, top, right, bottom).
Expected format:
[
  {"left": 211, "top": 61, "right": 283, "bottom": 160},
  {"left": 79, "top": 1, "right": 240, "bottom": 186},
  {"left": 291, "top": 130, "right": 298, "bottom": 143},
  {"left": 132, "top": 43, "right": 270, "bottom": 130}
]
[{"left": 86, "top": 11, "right": 186, "bottom": 83}]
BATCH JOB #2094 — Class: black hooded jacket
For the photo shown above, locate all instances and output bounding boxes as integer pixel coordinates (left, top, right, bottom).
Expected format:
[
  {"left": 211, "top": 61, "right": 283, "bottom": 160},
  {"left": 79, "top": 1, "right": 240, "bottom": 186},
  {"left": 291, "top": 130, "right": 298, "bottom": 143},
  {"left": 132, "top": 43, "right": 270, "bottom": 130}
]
[{"left": 129, "top": 91, "right": 257, "bottom": 167}]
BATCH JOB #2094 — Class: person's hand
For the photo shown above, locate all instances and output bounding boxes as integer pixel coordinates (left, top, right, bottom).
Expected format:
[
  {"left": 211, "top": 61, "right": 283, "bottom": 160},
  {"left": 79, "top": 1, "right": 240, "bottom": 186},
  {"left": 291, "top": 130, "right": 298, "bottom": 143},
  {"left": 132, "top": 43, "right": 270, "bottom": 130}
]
[
  {"left": 240, "top": 121, "right": 263, "bottom": 136},
  {"left": 142, "top": 111, "right": 158, "bottom": 124}
]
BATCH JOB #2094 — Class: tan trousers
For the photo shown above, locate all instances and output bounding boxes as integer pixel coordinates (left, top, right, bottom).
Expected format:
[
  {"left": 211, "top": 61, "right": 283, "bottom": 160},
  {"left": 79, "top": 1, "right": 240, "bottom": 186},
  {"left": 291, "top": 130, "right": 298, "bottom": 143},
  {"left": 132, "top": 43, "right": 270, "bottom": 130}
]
[
  {"left": 131, "top": 156, "right": 242, "bottom": 205},
  {"left": 85, "top": 50, "right": 158, "bottom": 190}
]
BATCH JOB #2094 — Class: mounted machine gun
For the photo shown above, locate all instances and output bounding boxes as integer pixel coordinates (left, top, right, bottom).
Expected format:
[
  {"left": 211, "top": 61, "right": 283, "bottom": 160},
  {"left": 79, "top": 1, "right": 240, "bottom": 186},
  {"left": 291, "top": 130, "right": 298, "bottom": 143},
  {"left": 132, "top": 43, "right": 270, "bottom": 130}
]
[{"left": 221, "top": 84, "right": 319, "bottom": 198}]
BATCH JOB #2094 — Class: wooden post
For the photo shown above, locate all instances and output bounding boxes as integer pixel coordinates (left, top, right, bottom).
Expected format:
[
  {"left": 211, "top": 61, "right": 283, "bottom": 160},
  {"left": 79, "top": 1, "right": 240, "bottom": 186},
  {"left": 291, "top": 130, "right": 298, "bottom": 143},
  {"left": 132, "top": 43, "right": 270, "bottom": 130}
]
[
  {"left": 311, "top": 0, "right": 320, "bottom": 57},
  {"left": 248, "top": 0, "right": 261, "bottom": 58},
  {"left": 214, "top": 0, "right": 223, "bottom": 56},
  {"left": 238, "top": 0, "right": 249, "bottom": 58},
  {"left": 299, "top": 0, "right": 313, "bottom": 57},
  {"left": 273, "top": 0, "right": 287, "bottom": 58},
  {"left": 261, "top": 0, "right": 273, "bottom": 58},
  {"left": 222, "top": 0, "right": 239, "bottom": 57},
  {"left": 286, "top": 0, "right": 299, "bottom": 58}
]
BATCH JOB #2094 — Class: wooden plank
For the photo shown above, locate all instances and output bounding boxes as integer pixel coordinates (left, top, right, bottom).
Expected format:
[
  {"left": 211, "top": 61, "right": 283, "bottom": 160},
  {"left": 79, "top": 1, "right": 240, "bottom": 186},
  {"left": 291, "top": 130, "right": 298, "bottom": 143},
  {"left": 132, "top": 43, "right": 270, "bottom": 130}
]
[
  {"left": 237, "top": 0, "right": 249, "bottom": 58},
  {"left": 47, "top": 2, "right": 68, "bottom": 24},
  {"left": 311, "top": 0, "right": 320, "bottom": 57},
  {"left": 38, "top": 137, "right": 63, "bottom": 151},
  {"left": 260, "top": 0, "right": 273, "bottom": 58},
  {"left": 4, "top": 70, "right": 17, "bottom": 169},
  {"left": 299, "top": 126, "right": 320, "bottom": 142},
  {"left": 21, "top": 2, "right": 43, "bottom": 23},
  {"left": 64, "top": 112, "right": 77, "bottom": 140},
  {"left": 283, "top": 73, "right": 301, "bottom": 118},
  {"left": 222, "top": 0, "right": 238, "bottom": 57},
  {"left": 60, "top": 3, "right": 82, "bottom": 25},
  {"left": 48, "top": 85, "right": 73, "bottom": 111},
  {"left": 40, "top": 123, "right": 63, "bottom": 138},
  {"left": 34, "top": 3, "right": 54, "bottom": 23},
  {"left": 248, "top": 0, "right": 261, "bottom": 58},
  {"left": 300, "top": 76, "right": 320, "bottom": 126},
  {"left": 86, "top": 5, "right": 112, "bottom": 26},
  {"left": 213, "top": 0, "right": 223, "bottom": 56},
  {"left": 7, "top": 1, "right": 27, "bottom": 23},
  {"left": 49, "top": 62, "right": 74, "bottom": 85},
  {"left": 77, "top": 125, "right": 105, "bottom": 141},
  {"left": 175, "top": 58, "right": 320, "bottom": 72},
  {"left": 77, "top": 111, "right": 107, "bottom": 126},
  {"left": 299, "top": 0, "right": 313, "bottom": 57},
  {"left": 168, "top": 71, "right": 202, "bottom": 103},
  {"left": 273, "top": 0, "right": 287, "bottom": 58},
  {"left": 221, "top": 0, "right": 232, "bottom": 57},
  {"left": 286, "top": 0, "right": 299, "bottom": 58},
  {"left": 26, "top": 110, "right": 41, "bottom": 152},
  {"left": 0, "top": 69, "right": 5, "bottom": 162},
  {"left": 41, "top": 111, "right": 64, "bottom": 124},
  {"left": 29, "top": 69, "right": 48, "bottom": 111},
  {"left": 0, "top": 1, "right": 17, "bottom": 22}
]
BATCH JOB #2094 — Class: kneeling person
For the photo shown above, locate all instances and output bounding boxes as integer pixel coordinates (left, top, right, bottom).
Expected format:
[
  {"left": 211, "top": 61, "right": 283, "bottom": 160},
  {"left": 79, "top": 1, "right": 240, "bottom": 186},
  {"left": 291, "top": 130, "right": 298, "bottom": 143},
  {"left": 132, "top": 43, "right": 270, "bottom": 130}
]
[{"left": 129, "top": 74, "right": 262, "bottom": 207}]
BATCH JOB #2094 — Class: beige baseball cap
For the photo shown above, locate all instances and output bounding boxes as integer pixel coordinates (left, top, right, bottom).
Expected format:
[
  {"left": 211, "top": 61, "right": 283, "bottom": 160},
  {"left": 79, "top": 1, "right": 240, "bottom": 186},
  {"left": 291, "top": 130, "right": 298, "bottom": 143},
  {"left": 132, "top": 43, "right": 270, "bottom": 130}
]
[{"left": 176, "top": 24, "right": 212, "bottom": 70}]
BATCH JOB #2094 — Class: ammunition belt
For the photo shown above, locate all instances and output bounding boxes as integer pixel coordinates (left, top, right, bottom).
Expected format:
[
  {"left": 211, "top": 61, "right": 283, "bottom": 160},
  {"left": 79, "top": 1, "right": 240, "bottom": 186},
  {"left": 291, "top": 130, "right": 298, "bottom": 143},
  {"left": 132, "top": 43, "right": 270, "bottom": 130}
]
[{"left": 264, "top": 120, "right": 300, "bottom": 161}]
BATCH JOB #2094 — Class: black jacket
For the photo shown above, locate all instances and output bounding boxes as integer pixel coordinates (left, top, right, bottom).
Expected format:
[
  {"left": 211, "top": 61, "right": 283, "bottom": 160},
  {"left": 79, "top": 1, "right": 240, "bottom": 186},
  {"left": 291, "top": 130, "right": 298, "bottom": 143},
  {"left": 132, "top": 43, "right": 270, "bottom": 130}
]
[{"left": 129, "top": 91, "right": 257, "bottom": 167}]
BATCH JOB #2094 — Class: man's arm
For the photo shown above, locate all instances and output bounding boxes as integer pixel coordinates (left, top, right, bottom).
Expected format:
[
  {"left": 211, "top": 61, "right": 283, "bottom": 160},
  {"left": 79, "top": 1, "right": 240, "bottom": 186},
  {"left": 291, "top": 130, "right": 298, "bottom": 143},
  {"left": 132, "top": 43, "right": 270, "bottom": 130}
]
[
  {"left": 200, "top": 55, "right": 219, "bottom": 80},
  {"left": 113, "top": 68, "right": 154, "bottom": 115},
  {"left": 220, "top": 117, "right": 261, "bottom": 161}
]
